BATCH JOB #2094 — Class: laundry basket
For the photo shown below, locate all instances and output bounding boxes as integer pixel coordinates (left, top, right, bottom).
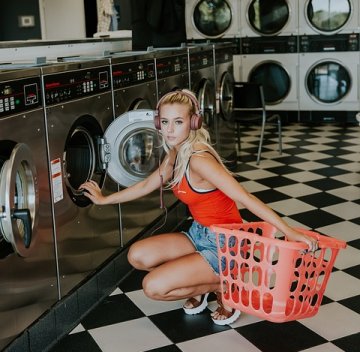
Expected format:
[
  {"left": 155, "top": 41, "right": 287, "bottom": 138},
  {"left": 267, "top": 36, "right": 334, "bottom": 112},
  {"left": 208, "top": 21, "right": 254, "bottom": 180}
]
[{"left": 210, "top": 222, "right": 347, "bottom": 323}]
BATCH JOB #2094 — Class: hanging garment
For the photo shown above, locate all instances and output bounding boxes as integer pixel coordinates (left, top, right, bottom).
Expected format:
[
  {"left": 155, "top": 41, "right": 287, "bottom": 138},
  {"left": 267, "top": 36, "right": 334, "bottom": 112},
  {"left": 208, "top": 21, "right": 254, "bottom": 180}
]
[{"left": 97, "top": 0, "right": 115, "bottom": 32}]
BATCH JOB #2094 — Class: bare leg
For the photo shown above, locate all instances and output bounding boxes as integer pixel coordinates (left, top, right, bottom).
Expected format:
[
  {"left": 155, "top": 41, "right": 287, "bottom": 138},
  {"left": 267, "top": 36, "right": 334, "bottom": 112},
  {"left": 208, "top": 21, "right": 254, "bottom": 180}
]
[{"left": 127, "top": 232, "right": 197, "bottom": 271}]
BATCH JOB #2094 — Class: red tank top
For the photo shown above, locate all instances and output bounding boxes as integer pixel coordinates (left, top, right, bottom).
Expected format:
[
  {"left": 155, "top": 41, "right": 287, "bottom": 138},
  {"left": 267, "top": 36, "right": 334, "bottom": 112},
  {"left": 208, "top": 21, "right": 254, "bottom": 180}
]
[{"left": 172, "top": 155, "right": 242, "bottom": 227}]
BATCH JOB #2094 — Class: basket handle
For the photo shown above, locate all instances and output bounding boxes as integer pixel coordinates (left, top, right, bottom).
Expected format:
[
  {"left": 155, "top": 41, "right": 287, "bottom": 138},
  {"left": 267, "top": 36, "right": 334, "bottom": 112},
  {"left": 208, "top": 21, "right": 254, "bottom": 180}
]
[{"left": 296, "top": 228, "right": 347, "bottom": 250}]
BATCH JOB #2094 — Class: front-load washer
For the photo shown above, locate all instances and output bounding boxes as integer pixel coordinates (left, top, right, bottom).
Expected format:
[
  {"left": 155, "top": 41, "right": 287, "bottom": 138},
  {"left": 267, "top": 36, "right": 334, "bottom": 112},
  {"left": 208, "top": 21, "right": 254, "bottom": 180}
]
[
  {"left": 299, "top": 34, "right": 360, "bottom": 123},
  {"left": 299, "top": 0, "right": 359, "bottom": 35},
  {"left": 186, "top": 44, "right": 217, "bottom": 146},
  {"left": 213, "top": 42, "right": 237, "bottom": 167},
  {"left": 0, "top": 68, "right": 58, "bottom": 349},
  {"left": 240, "top": 0, "right": 299, "bottom": 37},
  {"left": 41, "top": 59, "right": 122, "bottom": 297},
  {"left": 110, "top": 51, "right": 175, "bottom": 245},
  {"left": 239, "top": 36, "right": 299, "bottom": 121},
  {"left": 185, "top": 0, "right": 240, "bottom": 40}
]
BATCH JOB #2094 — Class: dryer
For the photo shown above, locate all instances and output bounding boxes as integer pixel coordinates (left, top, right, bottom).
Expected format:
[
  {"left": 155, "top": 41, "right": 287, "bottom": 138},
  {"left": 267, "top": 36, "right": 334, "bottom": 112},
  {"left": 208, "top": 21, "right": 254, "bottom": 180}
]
[
  {"left": 240, "top": 0, "right": 299, "bottom": 37},
  {"left": 299, "top": 33, "right": 360, "bottom": 123},
  {"left": 110, "top": 51, "right": 175, "bottom": 245},
  {"left": 41, "top": 59, "right": 122, "bottom": 297},
  {"left": 0, "top": 68, "right": 58, "bottom": 349},
  {"left": 299, "top": 0, "right": 359, "bottom": 35},
  {"left": 239, "top": 36, "right": 299, "bottom": 121},
  {"left": 185, "top": 0, "right": 240, "bottom": 40},
  {"left": 213, "top": 42, "right": 237, "bottom": 167},
  {"left": 187, "top": 44, "right": 217, "bottom": 146}
]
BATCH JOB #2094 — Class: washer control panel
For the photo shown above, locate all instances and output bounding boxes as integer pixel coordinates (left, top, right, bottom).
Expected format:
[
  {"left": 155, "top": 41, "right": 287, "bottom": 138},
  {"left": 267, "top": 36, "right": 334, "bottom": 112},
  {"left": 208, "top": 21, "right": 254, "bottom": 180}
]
[
  {"left": 112, "top": 59, "right": 155, "bottom": 89},
  {"left": 156, "top": 54, "right": 188, "bottom": 79},
  {"left": 43, "top": 65, "right": 111, "bottom": 106},
  {"left": 0, "top": 76, "right": 41, "bottom": 118},
  {"left": 189, "top": 50, "right": 214, "bottom": 71}
]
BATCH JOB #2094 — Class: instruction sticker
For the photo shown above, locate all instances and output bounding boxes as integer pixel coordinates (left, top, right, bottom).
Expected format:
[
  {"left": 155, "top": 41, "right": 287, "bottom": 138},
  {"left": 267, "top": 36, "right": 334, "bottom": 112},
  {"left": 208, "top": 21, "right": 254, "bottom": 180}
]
[{"left": 51, "top": 158, "right": 64, "bottom": 203}]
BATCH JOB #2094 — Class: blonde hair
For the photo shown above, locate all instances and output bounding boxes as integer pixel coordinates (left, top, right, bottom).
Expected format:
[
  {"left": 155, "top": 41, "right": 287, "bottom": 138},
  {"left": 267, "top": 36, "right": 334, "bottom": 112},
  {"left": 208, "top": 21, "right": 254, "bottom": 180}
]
[{"left": 158, "top": 89, "right": 232, "bottom": 188}]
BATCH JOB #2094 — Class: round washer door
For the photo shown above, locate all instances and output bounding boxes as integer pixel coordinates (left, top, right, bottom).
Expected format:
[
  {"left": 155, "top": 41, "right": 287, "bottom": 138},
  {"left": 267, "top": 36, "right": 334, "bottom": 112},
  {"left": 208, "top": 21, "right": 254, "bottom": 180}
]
[
  {"left": 192, "top": 0, "right": 233, "bottom": 38},
  {"left": 104, "top": 110, "right": 162, "bottom": 187},
  {"left": 249, "top": 61, "right": 291, "bottom": 105},
  {"left": 305, "top": 0, "right": 352, "bottom": 34},
  {"left": 219, "top": 71, "right": 234, "bottom": 121},
  {"left": 0, "top": 143, "right": 39, "bottom": 257},
  {"left": 247, "top": 0, "right": 290, "bottom": 36},
  {"left": 306, "top": 60, "right": 351, "bottom": 104},
  {"left": 198, "top": 79, "right": 216, "bottom": 128}
]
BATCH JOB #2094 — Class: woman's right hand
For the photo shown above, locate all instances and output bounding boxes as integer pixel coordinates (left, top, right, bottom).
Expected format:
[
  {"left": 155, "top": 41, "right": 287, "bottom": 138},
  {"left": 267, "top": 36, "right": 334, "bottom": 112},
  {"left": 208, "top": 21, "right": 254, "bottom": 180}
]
[{"left": 79, "top": 180, "right": 107, "bottom": 205}]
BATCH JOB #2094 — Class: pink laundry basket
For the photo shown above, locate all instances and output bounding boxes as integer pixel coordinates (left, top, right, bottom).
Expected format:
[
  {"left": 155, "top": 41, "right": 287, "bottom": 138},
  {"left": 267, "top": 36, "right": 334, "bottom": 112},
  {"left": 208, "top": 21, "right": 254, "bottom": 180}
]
[{"left": 210, "top": 222, "right": 347, "bottom": 323}]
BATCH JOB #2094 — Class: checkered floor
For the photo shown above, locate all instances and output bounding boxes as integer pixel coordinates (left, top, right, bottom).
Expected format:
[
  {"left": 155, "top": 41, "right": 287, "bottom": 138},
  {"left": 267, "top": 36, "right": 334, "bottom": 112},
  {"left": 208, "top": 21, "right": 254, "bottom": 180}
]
[{"left": 50, "top": 123, "right": 360, "bottom": 352}]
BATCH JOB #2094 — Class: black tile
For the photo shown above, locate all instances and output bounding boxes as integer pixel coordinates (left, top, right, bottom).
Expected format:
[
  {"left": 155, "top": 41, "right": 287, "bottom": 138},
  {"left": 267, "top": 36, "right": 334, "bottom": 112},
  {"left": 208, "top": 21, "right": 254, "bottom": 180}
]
[
  {"left": 145, "top": 345, "right": 181, "bottom": 352},
  {"left": 257, "top": 176, "right": 297, "bottom": 188},
  {"left": 81, "top": 294, "right": 145, "bottom": 330},
  {"left": 271, "top": 155, "right": 308, "bottom": 164},
  {"left": 298, "top": 192, "right": 344, "bottom": 208},
  {"left": 314, "top": 157, "right": 352, "bottom": 166},
  {"left": 339, "top": 295, "right": 360, "bottom": 315},
  {"left": 305, "top": 178, "right": 347, "bottom": 191},
  {"left": 240, "top": 208, "right": 263, "bottom": 222},
  {"left": 49, "top": 331, "right": 102, "bottom": 352},
  {"left": 252, "top": 189, "right": 291, "bottom": 204},
  {"left": 149, "top": 308, "right": 230, "bottom": 344},
  {"left": 311, "top": 166, "right": 349, "bottom": 178},
  {"left": 291, "top": 209, "right": 343, "bottom": 229},
  {"left": 344, "top": 264, "right": 360, "bottom": 281},
  {"left": 119, "top": 269, "right": 147, "bottom": 292},
  {"left": 283, "top": 147, "right": 312, "bottom": 155},
  {"left": 266, "top": 165, "right": 303, "bottom": 175},
  {"left": 235, "top": 320, "right": 326, "bottom": 352},
  {"left": 325, "top": 140, "right": 356, "bottom": 148},
  {"left": 332, "top": 332, "right": 360, "bottom": 352},
  {"left": 348, "top": 239, "right": 360, "bottom": 250}
]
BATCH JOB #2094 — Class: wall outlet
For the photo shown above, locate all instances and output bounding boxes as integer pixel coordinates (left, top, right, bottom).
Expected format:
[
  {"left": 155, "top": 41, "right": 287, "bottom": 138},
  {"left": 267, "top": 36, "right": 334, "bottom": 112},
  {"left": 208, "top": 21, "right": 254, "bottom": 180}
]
[{"left": 18, "top": 15, "right": 35, "bottom": 28}]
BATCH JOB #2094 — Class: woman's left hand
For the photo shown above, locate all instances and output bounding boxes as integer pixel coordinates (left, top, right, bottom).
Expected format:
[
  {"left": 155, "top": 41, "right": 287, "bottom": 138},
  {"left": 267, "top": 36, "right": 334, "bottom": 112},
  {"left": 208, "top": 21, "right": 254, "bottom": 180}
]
[{"left": 285, "top": 228, "right": 318, "bottom": 252}]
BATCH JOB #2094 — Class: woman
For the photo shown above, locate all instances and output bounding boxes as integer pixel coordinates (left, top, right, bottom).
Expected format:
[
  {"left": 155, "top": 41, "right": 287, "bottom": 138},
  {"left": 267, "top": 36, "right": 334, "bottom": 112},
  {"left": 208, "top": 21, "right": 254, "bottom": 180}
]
[{"left": 80, "top": 89, "right": 318, "bottom": 325}]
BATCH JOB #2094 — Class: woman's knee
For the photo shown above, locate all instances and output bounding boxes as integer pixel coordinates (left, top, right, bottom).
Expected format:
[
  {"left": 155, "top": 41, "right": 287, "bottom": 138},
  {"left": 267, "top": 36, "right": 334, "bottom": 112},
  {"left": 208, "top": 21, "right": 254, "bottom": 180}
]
[
  {"left": 127, "top": 242, "right": 153, "bottom": 270},
  {"left": 142, "top": 273, "right": 167, "bottom": 300}
]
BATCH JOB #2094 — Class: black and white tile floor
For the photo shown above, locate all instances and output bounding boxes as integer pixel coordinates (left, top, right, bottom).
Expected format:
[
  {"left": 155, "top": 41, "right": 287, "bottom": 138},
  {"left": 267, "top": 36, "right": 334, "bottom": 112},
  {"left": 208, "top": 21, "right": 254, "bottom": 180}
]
[{"left": 51, "top": 124, "right": 360, "bottom": 352}]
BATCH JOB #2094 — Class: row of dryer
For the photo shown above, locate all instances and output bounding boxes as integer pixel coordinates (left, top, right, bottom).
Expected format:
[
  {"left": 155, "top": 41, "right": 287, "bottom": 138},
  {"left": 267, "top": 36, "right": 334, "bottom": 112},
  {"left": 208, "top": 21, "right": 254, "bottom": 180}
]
[
  {"left": 186, "top": 0, "right": 360, "bottom": 40},
  {"left": 0, "top": 42, "right": 236, "bottom": 349},
  {"left": 234, "top": 33, "right": 360, "bottom": 123}
]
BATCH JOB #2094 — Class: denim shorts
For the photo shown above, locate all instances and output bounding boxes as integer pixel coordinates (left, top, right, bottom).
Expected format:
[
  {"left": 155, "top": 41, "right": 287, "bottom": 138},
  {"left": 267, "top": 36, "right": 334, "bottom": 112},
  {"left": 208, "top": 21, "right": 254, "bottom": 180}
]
[{"left": 182, "top": 221, "right": 225, "bottom": 275}]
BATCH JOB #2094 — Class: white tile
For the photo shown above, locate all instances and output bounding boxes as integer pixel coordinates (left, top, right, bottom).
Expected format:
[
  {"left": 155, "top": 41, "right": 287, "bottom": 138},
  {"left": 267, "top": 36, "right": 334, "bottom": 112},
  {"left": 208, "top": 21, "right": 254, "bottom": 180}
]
[
  {"left": 336, "top": 162, "right": 360, "bottom": 173},
  {"left": 299, "top": 342, "right": 344, "bottom": 352},
  {"left": 282, "top": 217, "right": 311, "bottom": 230},
  {"left": 239, "top": 169, "right": 277, "bottom": 180},
  {"left": 283, "top": 171, "right": 324, "bottom": 183},
  {"left": 291, "top": 161, "right": 329, "bottom": 171},
  {"left": 327, "top": 186, "right": 360, "bottom": 201},
  {"left": 89, "top": 317, "right": 171, "bottom": 352},
  {"left": 340, "top": 153, "right": 360, "bottom": 162},
  {"left": 275, "top": 183, "right": 321, "bottom": 197},
  {"left": 268, "top": 198, "right": 316, "bottom": 216},
  {"left": 255, "top": 159, "right": 285, "bottom": 169},
  {"left": 126, "top": 289, "right": 185, "bottom": 316},
  {"left": 110, "top": 287, "right": 122, "bottom": 296},
  {"left": 294, "top": 152, "right": 332, "bottom": 161},
  {"left": 317, "top": 221, "right": 360, "bottom": 242},
  {"left": 333, "top": 173, "right": 360, "bottom": 185},
  {"left": 324, "top": 271, "right": 360, "bottom": 301},
  {"left": 70, "top": 324, "right": 85, "bottom": 334},
  {"left": 306, "top": 137, "right": 338, "bottom": 144},
  {"left": 240, "top": 180, "right": 269, "bottom": 193},
  {"left": 300, "top": 302, "right": 360, "bottom": 341},
  {"left": 302, "top": 144, "right": 334, "bottom": 152},
  {"left": 333, "top": 245, "right": 360, "bottom": 270},
  {"left": 322, "top": 202, "right": 360, "bottom": 221},
  {"left": 177, "top": 329, "right": 261, "bottom": 352}
]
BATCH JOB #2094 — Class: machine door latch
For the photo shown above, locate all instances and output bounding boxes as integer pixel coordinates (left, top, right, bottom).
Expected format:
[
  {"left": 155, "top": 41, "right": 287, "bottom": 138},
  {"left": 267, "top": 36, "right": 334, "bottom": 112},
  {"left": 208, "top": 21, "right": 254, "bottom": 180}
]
[{"left": 97, "top": 137, "right": 111, "bottom": 170}]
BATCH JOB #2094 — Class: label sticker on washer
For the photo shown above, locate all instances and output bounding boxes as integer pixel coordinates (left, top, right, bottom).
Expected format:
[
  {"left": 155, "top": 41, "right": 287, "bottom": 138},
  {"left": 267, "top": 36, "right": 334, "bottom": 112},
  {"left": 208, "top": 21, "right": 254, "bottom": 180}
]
[
  {"left": 128, "top": 110, "right": 155, "bottom": 122},
  {"left": 51, "top": 158, "right": 64, "bottom": 203}
]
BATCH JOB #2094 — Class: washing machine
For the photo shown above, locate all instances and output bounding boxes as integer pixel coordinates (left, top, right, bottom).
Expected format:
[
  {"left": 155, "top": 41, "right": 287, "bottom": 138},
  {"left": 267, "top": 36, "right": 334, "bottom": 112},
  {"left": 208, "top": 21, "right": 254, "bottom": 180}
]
[
  {"left": 239, "top": 36, "right": 299, "bottom": 121},
  {"left": 186, "top": 44, "right": 217, "bottom": 146},
  {"left": 41, "top": 59, "right": 123, "bottom": 297},
  {"left": 185, "top": 0, "right": 240, "bottom": 40},
  {"left": 299, "top": 0, "right": 359, "bottom": 35},
  {"left": 240, "top": 0, "right": 299, "bottom": 37},
  {"left": 299, "top": 33, "right": 360, "bottom": 123},
  {"left": 213, "top": 42, "right": 237, "bottom": 167},
  {"left": 0, "top": 68, "right": 58, "bottom": 349},
  {"left": 110, "top": 51, "right": 176, "bottom": 245}
]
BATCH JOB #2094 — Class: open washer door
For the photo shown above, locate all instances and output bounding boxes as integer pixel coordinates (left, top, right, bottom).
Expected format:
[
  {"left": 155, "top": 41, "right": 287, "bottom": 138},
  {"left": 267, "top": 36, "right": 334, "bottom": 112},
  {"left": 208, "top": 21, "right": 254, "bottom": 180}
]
[
  {"left": 0, "top": 143, "right": 39, "bottom": 257},
  {"left": 103, "top": 110, "right": 162, "bottom": 187}
]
